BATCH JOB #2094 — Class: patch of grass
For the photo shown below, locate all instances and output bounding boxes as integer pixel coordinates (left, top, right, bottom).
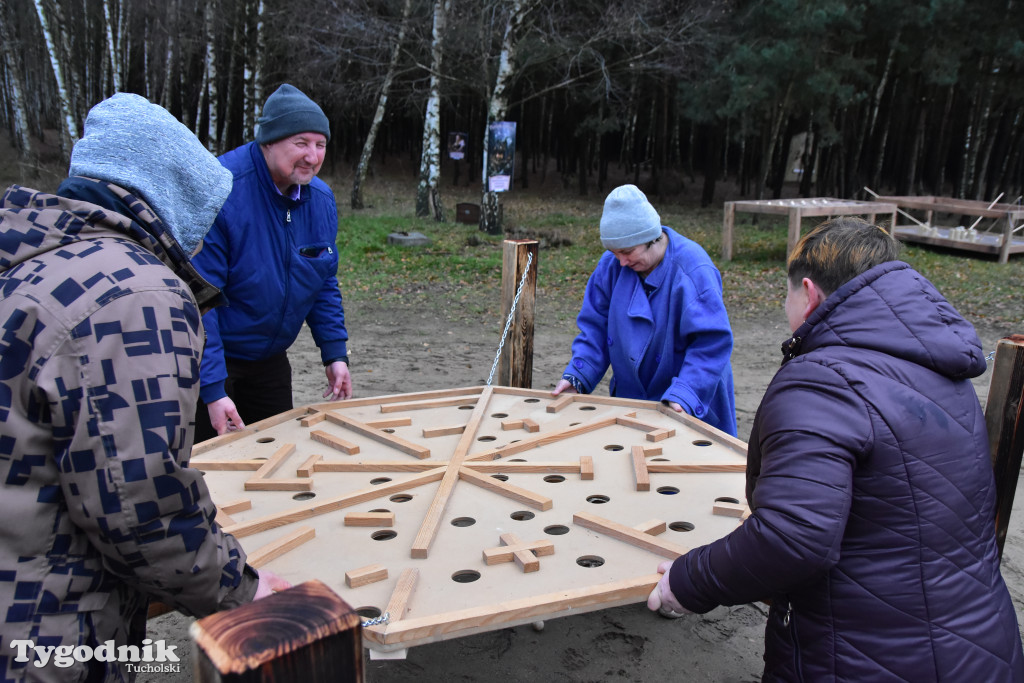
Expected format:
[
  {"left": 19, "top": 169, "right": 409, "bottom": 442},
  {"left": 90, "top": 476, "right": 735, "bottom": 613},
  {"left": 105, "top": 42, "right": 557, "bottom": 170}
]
[{"left": 335, "top": 196, "right": 1022, "bottom": 329}]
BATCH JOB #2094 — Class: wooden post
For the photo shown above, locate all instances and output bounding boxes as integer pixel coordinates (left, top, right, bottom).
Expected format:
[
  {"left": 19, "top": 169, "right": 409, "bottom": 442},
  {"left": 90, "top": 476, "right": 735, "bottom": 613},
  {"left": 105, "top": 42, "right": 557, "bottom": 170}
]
[
  {"left": 986, "top": 335, "right": 1024, "bottom": 561},
  {"left": 496, "top": 239, "right": 538, "bottom": 388},
  {"left": 786, "top": 207, "right": 803, "bottom": 259},
  {"left": 721, "top": 201, "right": 735, "bottom": 262},
  {"left": 192, "top": 580, "right": 363, "bottom": 683},
  {"left": 999, "top": 215, "right": 1014, "bottom": 264}
]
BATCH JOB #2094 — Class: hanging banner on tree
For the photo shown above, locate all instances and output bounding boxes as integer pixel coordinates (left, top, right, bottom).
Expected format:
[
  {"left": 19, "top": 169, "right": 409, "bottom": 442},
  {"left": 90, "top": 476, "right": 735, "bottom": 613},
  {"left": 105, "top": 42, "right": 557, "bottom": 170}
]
[
  {"left": 486, "top": 122, "right": 516, "bottom": 192},
  {"left": 448, "top": 132, "right": 467, "bottom": 160}
]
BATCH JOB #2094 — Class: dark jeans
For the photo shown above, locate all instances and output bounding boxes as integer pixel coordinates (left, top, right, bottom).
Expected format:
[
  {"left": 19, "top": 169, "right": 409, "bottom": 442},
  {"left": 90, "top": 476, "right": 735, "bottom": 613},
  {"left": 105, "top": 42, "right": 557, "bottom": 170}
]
[{"left": 193, "top": 352, "right": 293, "bottom": 443}]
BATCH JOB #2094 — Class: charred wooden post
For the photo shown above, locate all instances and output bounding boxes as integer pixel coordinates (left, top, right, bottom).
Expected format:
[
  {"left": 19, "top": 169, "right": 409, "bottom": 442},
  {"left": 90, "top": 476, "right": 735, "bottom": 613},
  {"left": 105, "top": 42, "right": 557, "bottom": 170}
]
[
  {"left": 497, "top": 239, "right": 538, "bottom": 388},
  {"left": 986, "top": 335, "right": 1024, "bottom": 561},
  {"left": 191, "top": 580, "right": 363, "bottom": 683}
]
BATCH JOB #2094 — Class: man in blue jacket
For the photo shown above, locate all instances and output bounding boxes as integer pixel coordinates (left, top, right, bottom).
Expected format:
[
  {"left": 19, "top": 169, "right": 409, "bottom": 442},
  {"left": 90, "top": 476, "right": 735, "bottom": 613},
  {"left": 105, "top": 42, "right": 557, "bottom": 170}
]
[
  {"left": 192, "top": 84, "right": 351, "bottom": 440},
  {"left": 648, "top": 218, "right": 1024, "bottom": 681},
  {"left": 552, "top": 184, "right": 737, "bottom": 436}
]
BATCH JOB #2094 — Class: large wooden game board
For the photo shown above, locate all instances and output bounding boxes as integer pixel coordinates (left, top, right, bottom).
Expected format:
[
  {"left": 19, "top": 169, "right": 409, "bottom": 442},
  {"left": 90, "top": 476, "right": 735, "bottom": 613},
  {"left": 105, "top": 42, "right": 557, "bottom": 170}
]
[{"left": 191, "top": 386, "right": 750, "bottom": 654}]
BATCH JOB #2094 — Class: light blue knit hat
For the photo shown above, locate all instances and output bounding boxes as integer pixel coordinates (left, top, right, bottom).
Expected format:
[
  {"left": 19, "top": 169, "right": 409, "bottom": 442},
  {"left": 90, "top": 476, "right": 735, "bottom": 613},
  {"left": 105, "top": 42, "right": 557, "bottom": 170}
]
[
  {"left": 599, "top": 184, "right": 662, "bottom": 249},
  {"left": 69, "top": 93, "right": 233, "bottom": 255}
]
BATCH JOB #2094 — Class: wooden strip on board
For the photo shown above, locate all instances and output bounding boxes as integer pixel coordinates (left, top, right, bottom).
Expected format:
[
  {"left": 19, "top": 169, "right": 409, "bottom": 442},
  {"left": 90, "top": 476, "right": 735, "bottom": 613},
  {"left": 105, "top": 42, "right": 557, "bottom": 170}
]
[
  {"left": 309, "top": 429, "right": 361, "bottom": 455},
  {"left": 545, "top": 394, "right": 576, "bottom": 413},
  {"left": 246, "top": 527, "right": 316, "bottom": 568},
  {"left": 344, "top": 512, "right": 396, "bottom": 527},
  {"left": 379, "top": 397, "right": 479, "bottom": 413},
  {"left": 422, "top": 424, "right": 466, "bottom": 438},
  {"left": 580, "top": 456, "right": 594, "bottom": 480},
  {"left": 365, "top": 417, "right": 414, "bottom": 429},
  {"left": 190, "top": 460, "right": 265, "bottom": 472},
  {"left": 633, "top": 519, "right": 667, "bottom": 535},
  {"left": 296, "top": 454, "right": 322, "bottom": 478},
  {"left": 631, "top": 445, "right": 650, "bottom": 492},
  {"left": 646, "top": 463, "right": 746, "bottom": 474},
  {"left": 457, "top": 467, "right": 553, "bottom": 511},
  {"left": 314, "top": 461, "right": 448, "bottom": 473},
  {"left": 410, "top": 388, "right": 494, "bottom": 559},
  {"left": 223, "top": 468, "right": 446, "bottom": 539},
  {"left": 345, "top": 564, "right": 389, "bottom": 588},
  {"left": 463, "top": 462, "right": 581, "bottom": 473},
  {"left": 573, "top": 511, "right": 689, "bottom": 560},
  {"left": 326, "top": 412, "right": 431, "bottom": 459}
]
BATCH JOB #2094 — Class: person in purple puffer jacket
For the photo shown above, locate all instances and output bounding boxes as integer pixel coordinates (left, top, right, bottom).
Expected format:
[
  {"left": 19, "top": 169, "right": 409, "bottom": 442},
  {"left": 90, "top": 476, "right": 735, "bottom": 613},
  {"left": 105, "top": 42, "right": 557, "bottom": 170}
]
[{"left": 648, "top": 217, "right": 1024, "bottom": 681}]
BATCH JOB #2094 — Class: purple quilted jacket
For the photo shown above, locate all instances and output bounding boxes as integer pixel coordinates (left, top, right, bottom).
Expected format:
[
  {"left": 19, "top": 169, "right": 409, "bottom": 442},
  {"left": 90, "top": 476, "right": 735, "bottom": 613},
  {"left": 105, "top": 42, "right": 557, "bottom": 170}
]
[{"left": 669, "top": 261, "right": 1024, "bottom": 681}]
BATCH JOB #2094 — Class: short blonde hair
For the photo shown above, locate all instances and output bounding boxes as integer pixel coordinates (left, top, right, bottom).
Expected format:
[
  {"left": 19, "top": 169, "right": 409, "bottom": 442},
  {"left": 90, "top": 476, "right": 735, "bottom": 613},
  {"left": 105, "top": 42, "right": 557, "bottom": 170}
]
[{"left": 787, "top": 217, "right": 901, "bottom": 296}]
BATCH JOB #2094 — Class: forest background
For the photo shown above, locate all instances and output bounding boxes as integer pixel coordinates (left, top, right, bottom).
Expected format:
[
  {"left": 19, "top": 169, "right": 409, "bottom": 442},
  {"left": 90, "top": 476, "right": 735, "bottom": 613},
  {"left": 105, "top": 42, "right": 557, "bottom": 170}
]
[{"left": 2, "top": 0, "right": 1023, "bottom": 220}]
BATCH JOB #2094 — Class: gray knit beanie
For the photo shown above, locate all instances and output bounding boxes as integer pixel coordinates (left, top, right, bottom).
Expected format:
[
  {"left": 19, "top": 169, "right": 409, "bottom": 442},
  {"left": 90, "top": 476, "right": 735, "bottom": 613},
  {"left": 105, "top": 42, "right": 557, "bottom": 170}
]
[
  {"left": 255, "top": 84, "right": 331, "bottom": 144},
  {"left": 599, "top": 184, "right": 663, "bottom": 249},
  {"left": 69, "top": 93, "right": 232, "bottom": 255}
]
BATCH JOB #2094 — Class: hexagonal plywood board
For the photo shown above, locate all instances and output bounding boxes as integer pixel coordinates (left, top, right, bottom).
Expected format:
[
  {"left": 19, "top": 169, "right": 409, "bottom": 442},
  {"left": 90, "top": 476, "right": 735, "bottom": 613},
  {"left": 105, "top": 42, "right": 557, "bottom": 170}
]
[{"left": 190, "top": 386, "right": 749, "bottom": 653}]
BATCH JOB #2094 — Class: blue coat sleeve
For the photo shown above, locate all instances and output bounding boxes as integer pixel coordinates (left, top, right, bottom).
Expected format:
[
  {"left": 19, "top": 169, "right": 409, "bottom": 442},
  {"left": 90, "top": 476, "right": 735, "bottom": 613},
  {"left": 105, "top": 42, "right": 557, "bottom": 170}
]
[
  {"left": 661, "top": 264, "right": 733, "bottom": 413},
  {"left": 192, "top": 214, "right": 231, "bottom": 403},
  {"left": 563, "top": 257, "right": 615, "bottom": 391},
  {"left": 303, "top": 191, "right": 348, "bottom": 363},
  {"left": 668, "top": 360, "right": 869, "bottom": 612}
]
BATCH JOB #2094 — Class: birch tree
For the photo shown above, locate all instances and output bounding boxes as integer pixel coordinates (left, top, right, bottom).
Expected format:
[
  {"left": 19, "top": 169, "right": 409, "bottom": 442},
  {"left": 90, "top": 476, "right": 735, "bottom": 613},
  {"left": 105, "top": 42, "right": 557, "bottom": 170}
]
[
  {"left": 415, "top": 0, "right": 450, "bottom": 220},
  {"left": 102, "top": 0, "right": 122, "bottom": 92},
  {"left": 352, "top": 0, "right": 414, "bottom": 210},
  {"left": 200, "top": 0, "right": 218, "bottom": 151},
  {"left": 480, "top": 0, "right": 537, "bottom": 234},
  {"left": 32, "top": 0, "right": 77, "bottom": 157}
]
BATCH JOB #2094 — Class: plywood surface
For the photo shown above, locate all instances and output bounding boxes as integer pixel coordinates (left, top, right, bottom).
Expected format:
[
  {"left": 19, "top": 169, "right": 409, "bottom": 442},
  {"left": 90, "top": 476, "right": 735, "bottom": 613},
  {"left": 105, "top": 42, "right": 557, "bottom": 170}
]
[{"left": 191, "top": 386, "right": 749, "bottom": 653}]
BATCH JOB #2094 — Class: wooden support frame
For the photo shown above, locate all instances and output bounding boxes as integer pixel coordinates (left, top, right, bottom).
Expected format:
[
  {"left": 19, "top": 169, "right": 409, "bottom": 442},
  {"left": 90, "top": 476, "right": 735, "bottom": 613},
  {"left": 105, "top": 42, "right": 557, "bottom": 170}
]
[
  {"left": 191, "top": 386, "right": 749, "bottom": 654},
  {"left": 986, "top": 335, "right": 1024, "bottom": 560}
]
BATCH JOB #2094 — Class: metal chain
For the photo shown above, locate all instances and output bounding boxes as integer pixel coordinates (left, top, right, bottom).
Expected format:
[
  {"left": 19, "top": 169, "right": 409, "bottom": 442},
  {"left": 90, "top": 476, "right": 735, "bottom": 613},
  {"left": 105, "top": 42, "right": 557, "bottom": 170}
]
[
  {"left": 361, "top": 611, "right": 390, "bottom": 628},
  {"left": 486, "top": 253, "right": 534, "bottom": 386}
]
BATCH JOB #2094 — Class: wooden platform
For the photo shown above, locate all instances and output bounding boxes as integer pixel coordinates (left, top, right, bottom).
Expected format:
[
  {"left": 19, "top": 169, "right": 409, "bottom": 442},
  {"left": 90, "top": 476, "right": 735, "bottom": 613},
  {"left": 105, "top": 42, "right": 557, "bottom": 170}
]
[
  {"left": 191, "top": 386, "right": 749, "bottom": 654},
  {"left": 892, "top": 225, "right": 1024, "bottom": 260},
  {"left": 722, "top": 198, "right": 899, "bottom": 261}
]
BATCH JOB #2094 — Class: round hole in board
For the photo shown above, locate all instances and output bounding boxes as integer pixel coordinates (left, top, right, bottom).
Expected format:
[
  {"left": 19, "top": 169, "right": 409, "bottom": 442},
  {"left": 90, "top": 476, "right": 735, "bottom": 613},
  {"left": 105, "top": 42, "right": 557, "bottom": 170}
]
[
  {"left": 524, "top": 398, "right": 540, "bottom": 403},
  {"left": 369, "top": 509, "right": 390, "bottom": 513},
  {"left": 509, "top": 459, "right": 527, "bottom": 463},
  {"left": 579, "top": 405, "right": 597, "bottom": 411},
  {"left": 458, "top": 405, "right": 475, "bottom": 410},
  {"left": 569, "top": 422, "right": 581, "bottom": 426},
  {"left": 604, "top": 444, "right": 624, "bottom": 452},
  {"left": 390, "top": 494, "right": 413, "bottom": 503},
  {"left": 657, "top": 486, "right": 680, "bottom": 495},
  {"left": 510, "top": 510, "right": 535, "bottom": 521},
  {"left": 355, "top": 606, "right": 382, "bottom": 619},
  {"left": 491, "top": 474, "right": 509, "bottom": 482},
  {"left": 587, "top": 495, "right": 610, "bottom": 504},
  {"left": 383, "top": 428, "right": 395, "bottom": 434},
  {"left": 292, "top": 492, "right": 316, "bottom": 501},
  {"left": 370, "top": 477, "right": 392, "bottom": 485},
  {"left": 544, "top": 525, "right": 570, "bottom": 536},
  {"left": 544, "top": 475, "right": 565, "bottom": 483},
  {"left": 670, "top": 521, "right": 695, "bottom": 532},
  {"left": 715, "top": 496, "right": 741, "bottom": 504},
  {"left": 451, "top": 517, "right": 476, "bottom": 527},
  {"left": 576, "top": 555, "right": 605, "bottom": 568},
  {"left": 452, "top": 570, "right": 481, "bottom": 583},
  {"left": 255, "top": 437, "right": 275, "bottom": 444},
  {"left": 491, "top": 412, "right": 509, "bottom": 418},
  {"left": 477, "top": 435, "right": 497, "bottom": 442},
  {"left": 651, "top": 458, "right": 669, "bottom": 462},
  {"left": 371, "top": 530, "right": 397, "bottom": 541},
  {"left": 693, "top": 439, "right": 713, "bottom": 447}
]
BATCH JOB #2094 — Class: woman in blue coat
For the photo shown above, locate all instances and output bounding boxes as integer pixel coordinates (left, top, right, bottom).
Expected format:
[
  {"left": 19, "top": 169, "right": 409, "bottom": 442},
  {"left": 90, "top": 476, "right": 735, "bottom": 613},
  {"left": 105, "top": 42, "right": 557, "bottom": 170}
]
[
  {"left": 648, "top": 218, "right": 1024, "bottom": 681},
  {"left": 552, "top": 184, "right": 737, "bottom": 436}
]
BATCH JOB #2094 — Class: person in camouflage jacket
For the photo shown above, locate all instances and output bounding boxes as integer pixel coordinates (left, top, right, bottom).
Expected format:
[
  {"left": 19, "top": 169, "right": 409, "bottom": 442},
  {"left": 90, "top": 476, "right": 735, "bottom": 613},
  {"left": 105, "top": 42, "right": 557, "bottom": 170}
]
[{"left": 0, "top": 94, "right": 281, "bottom": 682}]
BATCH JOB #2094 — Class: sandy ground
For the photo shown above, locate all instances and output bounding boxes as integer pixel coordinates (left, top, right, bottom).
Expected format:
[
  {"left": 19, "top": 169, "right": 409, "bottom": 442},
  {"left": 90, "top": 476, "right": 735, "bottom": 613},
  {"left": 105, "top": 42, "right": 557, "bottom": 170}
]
[{"left": 145, "top": 301, "right": 1023, "bottom": 682}]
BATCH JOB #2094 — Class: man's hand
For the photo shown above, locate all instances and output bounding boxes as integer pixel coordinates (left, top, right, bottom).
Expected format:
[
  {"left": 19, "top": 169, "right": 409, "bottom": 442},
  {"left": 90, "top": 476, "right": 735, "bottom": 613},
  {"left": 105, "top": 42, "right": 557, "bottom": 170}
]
[
  {"left": 207, "top": 396, "right": 244, "bottom": 435},
  {"left": 324, "top": 361, "right": 352, "bottom": 400},
  {"left": 253, "top": 569, "right": 292, "bottom": 600},
  {"left": 551, "top": 378, "right": 578, "bottom": 397},
  {"left": 647, "top": 559, "right": 690, "bottom": 617}
]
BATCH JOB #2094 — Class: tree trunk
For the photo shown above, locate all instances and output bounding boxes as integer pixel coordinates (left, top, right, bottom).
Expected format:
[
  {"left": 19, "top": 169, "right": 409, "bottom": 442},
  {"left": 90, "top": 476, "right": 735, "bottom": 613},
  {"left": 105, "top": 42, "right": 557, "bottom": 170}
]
[
  {"left": 0, "top": 0, "right": 32, "bottom": 158},
  {"left": 32, "top": 0, "right": 78, "bottom": 157},
  {"left": 480, "top": 0, "right": 536, "bottom": 235},
  {"left": 353, "top": 0, "right": 413, "bottom": 210},
  {"left": 416, "top": 0, "right": 449, "bottom": 221},
  {"left": 202, "top": 0, "right": 219, "bottom": 152},
  {"left": 102, "top": 0, "right": 122, "bottom": 92}
]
